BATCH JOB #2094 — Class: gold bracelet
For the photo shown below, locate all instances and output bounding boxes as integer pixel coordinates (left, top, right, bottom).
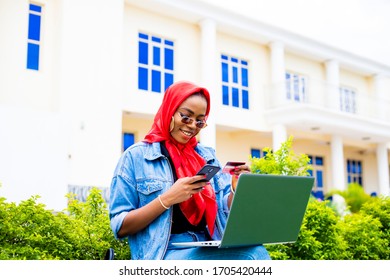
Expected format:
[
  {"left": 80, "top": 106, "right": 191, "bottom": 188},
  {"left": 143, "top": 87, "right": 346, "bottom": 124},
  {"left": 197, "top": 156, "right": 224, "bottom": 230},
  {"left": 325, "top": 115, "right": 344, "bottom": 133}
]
[
  {"left": 230, "top": 185, "right": 236, "bottom": 195},
  {"left": 158, "top": 195, "right": 169, "bottom": 210}
]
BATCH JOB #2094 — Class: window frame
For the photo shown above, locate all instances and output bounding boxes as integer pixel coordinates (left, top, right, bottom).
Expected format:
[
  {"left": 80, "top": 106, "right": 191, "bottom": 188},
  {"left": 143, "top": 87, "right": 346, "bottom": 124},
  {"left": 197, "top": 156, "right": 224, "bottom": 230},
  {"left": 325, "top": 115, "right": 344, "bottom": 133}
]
[
  {"left": 250, "top": 148, "right": 267, "bottom": 159},
  {"left": 221, "top": 54, "right": 250, "bottom": 109},
  {"left": 138, "top": 32, "right": 174, "bottom": 93},
  {"left": 346, "top": 159, "right": 363, "bottom": 186},
  {"left": 123, "top": 132, "right": 135, "bottom": 152},
  {"left": 26, "top": 2, "right": 43, "bottom": 71},
  {"left": 339, "top": 86, "right": 357, "bottom": 114},
  {"left": 307, "top": 155, "right": 325, "bottom": 192},
  {"left": 285, "top": 71, "right": 308, "bottom": 103}
]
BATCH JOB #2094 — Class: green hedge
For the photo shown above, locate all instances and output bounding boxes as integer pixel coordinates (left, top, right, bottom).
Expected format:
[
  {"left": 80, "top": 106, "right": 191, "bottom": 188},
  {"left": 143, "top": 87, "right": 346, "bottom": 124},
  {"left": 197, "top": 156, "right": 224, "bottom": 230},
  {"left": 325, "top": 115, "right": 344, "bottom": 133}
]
[
  {"left": 1, "top": 187, "right": 389, "bottom": 260},
  {"left": 0, "top": 188, "right": 129, "bottom": 260},
  {"left": 265, "top": 196, "right": 390, "bottom": 260},
  {"left": 1, "top": 136, "right": 389, "bottom": 260}
]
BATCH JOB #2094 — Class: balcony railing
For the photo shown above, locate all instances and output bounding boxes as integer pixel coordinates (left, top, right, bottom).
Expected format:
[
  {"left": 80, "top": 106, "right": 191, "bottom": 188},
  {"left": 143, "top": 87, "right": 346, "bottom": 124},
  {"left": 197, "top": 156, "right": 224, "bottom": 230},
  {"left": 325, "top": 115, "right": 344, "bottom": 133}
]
[{"left": 264, "top": 79, "right": 390, "bottom": 123}]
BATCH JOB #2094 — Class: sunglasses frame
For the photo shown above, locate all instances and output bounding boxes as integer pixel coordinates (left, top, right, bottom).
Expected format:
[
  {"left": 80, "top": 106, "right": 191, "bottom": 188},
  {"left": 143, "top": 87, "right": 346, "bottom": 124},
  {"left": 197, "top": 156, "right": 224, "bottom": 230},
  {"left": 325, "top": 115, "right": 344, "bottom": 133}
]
[{"left": 177, "top": 112, "right": 207, "bottom": 129}]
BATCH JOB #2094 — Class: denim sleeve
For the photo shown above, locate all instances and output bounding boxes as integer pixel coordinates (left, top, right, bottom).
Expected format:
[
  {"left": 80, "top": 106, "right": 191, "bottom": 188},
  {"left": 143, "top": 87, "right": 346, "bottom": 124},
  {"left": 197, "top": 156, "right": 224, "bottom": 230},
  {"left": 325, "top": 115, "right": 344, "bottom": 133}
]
[
  {"left": 222, "top": 174, "right": 232, "bottom": 214},
  {"left": 109, "top": 153, "right": 139, "bottom": 239}
]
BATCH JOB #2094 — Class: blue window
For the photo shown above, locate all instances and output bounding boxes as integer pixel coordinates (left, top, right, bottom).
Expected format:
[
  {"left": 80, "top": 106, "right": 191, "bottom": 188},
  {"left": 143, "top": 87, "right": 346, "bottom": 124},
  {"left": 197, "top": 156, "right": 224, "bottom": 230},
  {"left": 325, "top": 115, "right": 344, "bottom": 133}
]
[
  {"left": 251, "top": 148, "right": 268, "bottom": 158},
  {"left": 285, "top": 72, "right": 307, "bottom": 102},
  {"left": 138, "top": 67, "right": 148, "bottom": 90},
  {"left": 232, "top": 88, "right": 239, "bottom": 107},
  {"left": 251, "top": 149, "right": 261, "bottom": 158},
  {"left": 221, "top": 54, "right": 250, "bottom": 109},
  {"left": 152, "top": 70, "right": 161, "bottom": 93},
  {"left": 222, "top": 85, "right": 229, "bottom": 105},
  {"left": 308, "top": 155, "right": 324, "bottom": 191},
  {"left": 164, "top": 48, "right": 173, "bottom": 70},
  {"left": 27, "top": 3, "right": 42, "bottom": 70},
  {"left": 164, "top": 73, "right": 173, "bottom": 91},
  {"left": 123, "top": 133, "right": 135, "bottom": 151},
  {"left": 347, "top": 159, "right": 363, "bottom": 186},
  {"left": 138, "top": 33, "right": 174, "bottom": 93}
]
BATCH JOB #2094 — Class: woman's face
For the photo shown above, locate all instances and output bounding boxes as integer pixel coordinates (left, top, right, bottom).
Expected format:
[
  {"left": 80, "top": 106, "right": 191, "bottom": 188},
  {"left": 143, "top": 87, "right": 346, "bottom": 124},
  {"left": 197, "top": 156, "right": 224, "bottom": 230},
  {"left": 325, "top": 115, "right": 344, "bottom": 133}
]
[{"left": 170, "top": 94, "right": 208, "bottom": 144}]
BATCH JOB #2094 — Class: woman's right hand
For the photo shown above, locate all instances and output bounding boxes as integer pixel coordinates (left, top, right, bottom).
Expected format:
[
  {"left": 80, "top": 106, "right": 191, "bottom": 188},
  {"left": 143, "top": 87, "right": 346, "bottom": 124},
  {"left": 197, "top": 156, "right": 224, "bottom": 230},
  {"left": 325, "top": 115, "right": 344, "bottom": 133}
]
[{"left": 160, "top": 175, "right": 208, "bottom": 206}]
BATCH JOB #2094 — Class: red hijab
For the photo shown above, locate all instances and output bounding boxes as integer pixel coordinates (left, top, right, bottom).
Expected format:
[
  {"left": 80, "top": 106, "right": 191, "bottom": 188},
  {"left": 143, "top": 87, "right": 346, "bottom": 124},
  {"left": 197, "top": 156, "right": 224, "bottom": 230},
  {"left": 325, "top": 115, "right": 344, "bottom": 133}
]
[{"left": 144, "top": 81, "right": 217, "bottom": 235}]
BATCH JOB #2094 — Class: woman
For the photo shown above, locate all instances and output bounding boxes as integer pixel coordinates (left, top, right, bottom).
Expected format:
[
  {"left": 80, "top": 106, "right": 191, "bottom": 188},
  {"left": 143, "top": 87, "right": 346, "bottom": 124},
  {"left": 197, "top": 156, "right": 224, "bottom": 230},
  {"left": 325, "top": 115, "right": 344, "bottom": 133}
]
[{"left": 109, "top": 81, "right": 270, "bottom": 260}]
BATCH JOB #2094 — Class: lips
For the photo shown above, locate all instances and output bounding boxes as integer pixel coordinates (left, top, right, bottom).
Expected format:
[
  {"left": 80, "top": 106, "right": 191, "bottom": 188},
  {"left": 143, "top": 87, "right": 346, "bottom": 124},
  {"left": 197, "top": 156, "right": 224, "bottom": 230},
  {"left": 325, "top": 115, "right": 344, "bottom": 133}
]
[{"left": 180, "top": 129, "right": 193, "bottom": 138}]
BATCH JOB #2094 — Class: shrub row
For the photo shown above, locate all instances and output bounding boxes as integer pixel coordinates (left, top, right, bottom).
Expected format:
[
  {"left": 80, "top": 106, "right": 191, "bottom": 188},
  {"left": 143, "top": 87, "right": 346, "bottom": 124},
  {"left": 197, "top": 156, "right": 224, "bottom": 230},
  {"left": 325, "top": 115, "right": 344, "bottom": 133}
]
[
  {"left": 266, "top": 196, "right": 390, "bottom": 260},
  {"left": 1, "top": 187, "right": 389, "bottom": 260},
  {"left": 1, "top": 137, "right": 389, "bottom": 259},
  {"left": 0, "top": 188, "right": 129, "bottom": 260}
]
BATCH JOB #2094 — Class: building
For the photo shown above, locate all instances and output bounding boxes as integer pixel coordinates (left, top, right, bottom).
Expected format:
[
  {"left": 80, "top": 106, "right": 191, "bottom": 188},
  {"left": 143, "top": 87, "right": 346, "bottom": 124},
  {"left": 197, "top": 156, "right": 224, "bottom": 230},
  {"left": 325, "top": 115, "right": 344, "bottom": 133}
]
[{"left": 1, "top": 0, "right": 389, "bottom": 211}]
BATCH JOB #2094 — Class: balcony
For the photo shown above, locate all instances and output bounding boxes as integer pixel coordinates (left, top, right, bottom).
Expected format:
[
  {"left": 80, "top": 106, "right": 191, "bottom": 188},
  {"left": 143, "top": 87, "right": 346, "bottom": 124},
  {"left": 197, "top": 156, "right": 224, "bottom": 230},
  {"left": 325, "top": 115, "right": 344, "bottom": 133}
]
[{"left": 263, "top": 79, "right": 390, "bottom": 142}]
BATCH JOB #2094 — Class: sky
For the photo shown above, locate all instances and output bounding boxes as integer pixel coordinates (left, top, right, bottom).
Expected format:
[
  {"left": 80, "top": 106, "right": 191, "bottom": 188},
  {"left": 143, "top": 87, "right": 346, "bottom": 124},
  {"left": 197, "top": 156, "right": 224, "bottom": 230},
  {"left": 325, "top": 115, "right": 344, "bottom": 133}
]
[{"left": 199, "top": 0, "right": 390, "bottom": 67}]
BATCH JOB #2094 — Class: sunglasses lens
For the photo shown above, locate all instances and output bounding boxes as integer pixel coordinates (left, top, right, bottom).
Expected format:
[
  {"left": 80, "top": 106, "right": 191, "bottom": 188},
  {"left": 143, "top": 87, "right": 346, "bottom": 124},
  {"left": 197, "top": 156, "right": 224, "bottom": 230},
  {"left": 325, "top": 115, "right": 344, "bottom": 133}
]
[
  {"left": 196, "top": 122, "right": 205, "bottom": 128},
  {"left": 181, "top": 116, "right": 192, "bottom": 124}
]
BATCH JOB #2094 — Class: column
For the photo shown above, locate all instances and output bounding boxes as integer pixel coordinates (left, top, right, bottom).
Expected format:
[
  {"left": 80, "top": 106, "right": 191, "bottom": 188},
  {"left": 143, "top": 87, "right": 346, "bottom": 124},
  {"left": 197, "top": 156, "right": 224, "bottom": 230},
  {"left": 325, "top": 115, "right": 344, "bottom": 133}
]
[
  {"left": 331, "top": 135, "right": 346, "bottom": 190},
  {"left": 272, "top": 124, "right": 287, "bottom": 151},
  {"left": 269, "top": 42, "right": 285, "bottom": 107},
  {"left": 199, "top": 18, "right": 218, "bottom": 149},
  {"left": 325, "top": 60, "right": 340, "bottom": 110},
  {"left": 377, "top": 143, "right": 390, "bottom": 196},
  {"left": 373, "top": 74, "right": 388, "bottom": 121}
]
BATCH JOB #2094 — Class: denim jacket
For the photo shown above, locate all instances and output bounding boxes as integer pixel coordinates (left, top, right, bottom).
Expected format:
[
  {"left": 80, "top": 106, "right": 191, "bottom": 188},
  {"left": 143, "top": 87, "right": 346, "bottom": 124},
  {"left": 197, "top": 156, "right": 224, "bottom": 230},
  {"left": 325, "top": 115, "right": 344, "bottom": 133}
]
[{"left": 109, "top": 141, "right": 232, "bottom": 260}]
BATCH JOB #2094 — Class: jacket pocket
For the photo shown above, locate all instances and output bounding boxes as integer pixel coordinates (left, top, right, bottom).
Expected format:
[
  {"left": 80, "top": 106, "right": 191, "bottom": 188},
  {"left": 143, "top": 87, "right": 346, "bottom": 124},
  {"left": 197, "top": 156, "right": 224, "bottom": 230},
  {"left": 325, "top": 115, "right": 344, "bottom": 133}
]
[
  {"left": 136, "top": 179, "right": 165, "bottom": 195},
  {"left": 136, "top": 179, "right": 167, "bottom": 206}
]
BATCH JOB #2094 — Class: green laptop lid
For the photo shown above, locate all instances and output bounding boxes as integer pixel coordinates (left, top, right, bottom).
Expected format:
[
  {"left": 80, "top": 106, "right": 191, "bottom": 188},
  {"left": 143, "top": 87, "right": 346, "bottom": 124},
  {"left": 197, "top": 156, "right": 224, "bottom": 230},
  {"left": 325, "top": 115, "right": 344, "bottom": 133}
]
[{"left": 220, "top": 173, "right": 314, "bottom": 248}]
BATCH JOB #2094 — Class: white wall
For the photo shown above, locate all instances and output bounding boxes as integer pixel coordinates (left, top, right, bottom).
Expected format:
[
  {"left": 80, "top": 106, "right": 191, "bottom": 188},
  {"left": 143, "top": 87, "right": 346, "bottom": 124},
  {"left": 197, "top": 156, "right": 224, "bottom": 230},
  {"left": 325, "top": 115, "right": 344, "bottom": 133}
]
[
  {"left": 0, "top": 0, "right": 60, "bottom": 111},
  {"left": 0, "top": 0, "right": 125, "bottom": 209},
  {"left": 0, "top": 0, "right": 67, "bottom": 210},
  {"left": 0, "top": 106, "right": 69, "bottom": 211},
  {"left": 57, "top": 0, "right": 124, "bottom": 187},
  {"left": 216, "top": 33, "right": 270, "bottom": 131}
]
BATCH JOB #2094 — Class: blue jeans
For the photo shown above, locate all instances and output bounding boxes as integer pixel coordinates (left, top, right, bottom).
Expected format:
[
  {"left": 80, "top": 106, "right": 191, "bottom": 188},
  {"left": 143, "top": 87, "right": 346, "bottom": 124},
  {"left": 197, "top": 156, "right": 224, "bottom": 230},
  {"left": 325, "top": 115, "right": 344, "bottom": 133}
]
[{"left": 163, "top": 231, "right": 271, "bottom": 260}]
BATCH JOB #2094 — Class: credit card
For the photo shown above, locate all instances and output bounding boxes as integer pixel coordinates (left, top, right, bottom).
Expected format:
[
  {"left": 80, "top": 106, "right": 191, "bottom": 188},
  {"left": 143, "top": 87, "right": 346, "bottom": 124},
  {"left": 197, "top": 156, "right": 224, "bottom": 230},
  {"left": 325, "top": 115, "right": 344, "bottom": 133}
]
[{"left": 222, "top": 161, "right": 246, "bottom": 173}]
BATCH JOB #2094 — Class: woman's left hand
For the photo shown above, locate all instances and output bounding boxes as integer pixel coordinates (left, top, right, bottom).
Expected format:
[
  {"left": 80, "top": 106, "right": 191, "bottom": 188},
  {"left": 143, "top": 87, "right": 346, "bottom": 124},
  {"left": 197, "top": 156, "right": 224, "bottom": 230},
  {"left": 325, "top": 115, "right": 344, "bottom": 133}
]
[{"left": 230, "top": 165, "right": 251, "bottom": 192}]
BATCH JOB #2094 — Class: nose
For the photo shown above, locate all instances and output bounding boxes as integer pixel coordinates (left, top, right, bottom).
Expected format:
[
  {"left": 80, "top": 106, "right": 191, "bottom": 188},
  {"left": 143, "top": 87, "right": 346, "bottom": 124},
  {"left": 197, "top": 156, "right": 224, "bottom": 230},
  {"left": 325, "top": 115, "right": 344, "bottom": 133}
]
[{"left": 186, "top": 119, "right": 198, "bottom": 130}]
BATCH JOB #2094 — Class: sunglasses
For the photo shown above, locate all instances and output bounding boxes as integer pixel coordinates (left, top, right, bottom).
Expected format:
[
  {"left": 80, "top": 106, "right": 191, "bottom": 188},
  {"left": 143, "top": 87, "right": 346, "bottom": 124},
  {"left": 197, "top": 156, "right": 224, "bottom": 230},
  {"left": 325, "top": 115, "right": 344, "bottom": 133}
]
[{"left": 177, "top": 112, "right": 207, "bottom": 129}]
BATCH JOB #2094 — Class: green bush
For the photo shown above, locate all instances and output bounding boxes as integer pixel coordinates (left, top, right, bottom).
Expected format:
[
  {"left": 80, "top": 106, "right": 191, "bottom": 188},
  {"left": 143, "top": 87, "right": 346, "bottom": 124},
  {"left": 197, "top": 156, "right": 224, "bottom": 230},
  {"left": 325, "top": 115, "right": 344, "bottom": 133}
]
[
  {"left": 249, "top": 136, "right": 312, "bottom": 176},
  {"left": 0, "top": 195, "right": 75, "bottom": 259},
  {"left": 327, "top": 183, "right": 372, "bottom": 213},
  {"left": 360, "top": 196, "right": 390, "bottom": 256},
  {"left": 266, "top": 199, "right": 350, "bottom": 260},
  {"left": 339, "top": 212, "right": 388, "bottom": 260},
  {"left": 0, "top": 188, "right": 129, "bottom": 260},
  {"left": 65, "top": 188, "right": 130, "bottom": 260}
]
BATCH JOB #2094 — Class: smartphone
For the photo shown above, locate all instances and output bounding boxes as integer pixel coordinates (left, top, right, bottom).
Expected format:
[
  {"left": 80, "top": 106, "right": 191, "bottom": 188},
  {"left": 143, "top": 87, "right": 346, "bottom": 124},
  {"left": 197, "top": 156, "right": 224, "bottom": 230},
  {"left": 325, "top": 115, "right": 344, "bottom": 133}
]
[
  {"left": 222, "top": 161, "right": 246, "bottom": 173},
  {"left": 193, "top": 164, "right": 221, "bottom": 183}
]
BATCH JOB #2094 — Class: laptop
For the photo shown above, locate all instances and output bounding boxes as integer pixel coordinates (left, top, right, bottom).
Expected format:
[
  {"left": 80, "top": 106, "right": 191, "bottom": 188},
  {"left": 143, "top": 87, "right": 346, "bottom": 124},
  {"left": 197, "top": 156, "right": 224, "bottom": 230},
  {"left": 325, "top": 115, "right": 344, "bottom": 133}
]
[{"left": 172, "top": 173, "right": 314, "bottom": 248}]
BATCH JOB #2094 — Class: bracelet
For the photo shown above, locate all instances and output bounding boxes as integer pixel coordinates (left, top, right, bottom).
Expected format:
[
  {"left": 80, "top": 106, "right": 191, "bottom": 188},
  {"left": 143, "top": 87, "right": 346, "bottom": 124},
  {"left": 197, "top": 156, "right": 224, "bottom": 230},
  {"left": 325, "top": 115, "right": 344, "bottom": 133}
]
[
  {"left": 230, "top": 185, "right": 236, "bottom": 195},
  {"left": 158, "top": 195, "right": 169, "bottom": 210}
]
